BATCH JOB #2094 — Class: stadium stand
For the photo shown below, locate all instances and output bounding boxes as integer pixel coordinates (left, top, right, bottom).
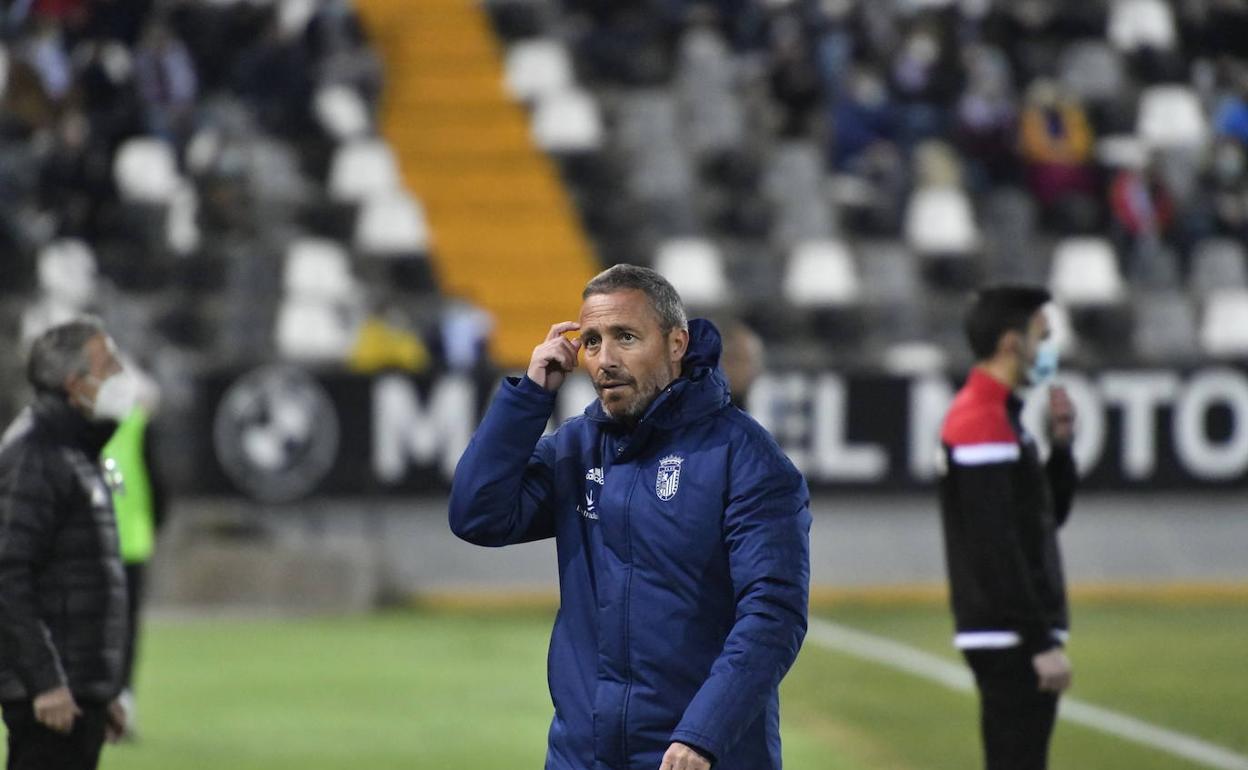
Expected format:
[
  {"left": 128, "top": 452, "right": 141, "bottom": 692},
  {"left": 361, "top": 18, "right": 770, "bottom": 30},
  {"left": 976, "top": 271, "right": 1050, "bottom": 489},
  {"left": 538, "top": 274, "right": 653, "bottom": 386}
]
[{"left": 2, "top": 0, "right": 1248, "bottom": 423}]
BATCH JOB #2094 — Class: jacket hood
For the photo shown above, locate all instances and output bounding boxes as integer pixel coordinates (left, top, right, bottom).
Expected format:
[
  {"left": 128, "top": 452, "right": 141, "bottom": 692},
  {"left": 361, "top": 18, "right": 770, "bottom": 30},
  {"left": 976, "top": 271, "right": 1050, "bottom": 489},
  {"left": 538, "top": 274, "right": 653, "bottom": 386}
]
[
  {"left": 682, "top": 317, "right": 722, "bottom": 374},
  {"left": 585, "top": 318, "right": 731, "bottom": 434}
]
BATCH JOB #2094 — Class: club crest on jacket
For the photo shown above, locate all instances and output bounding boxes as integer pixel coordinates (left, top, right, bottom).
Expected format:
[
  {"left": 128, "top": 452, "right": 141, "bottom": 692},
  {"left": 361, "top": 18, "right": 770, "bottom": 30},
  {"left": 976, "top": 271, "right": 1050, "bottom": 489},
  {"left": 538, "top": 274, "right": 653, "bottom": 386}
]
[{"left": 656, "top": 455, "right": 683, "bottom": 501}]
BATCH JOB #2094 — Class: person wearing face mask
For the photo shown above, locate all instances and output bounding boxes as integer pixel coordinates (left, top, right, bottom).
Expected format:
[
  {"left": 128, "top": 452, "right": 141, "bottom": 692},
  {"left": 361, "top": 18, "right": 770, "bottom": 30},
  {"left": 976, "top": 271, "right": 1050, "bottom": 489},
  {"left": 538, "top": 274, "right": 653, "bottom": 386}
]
[
  {"left": 0, "top": 318, "right": 134, "bottom": 769},
  {"left": 937, "top": 286, "right": 1077, "bottom": 770}
]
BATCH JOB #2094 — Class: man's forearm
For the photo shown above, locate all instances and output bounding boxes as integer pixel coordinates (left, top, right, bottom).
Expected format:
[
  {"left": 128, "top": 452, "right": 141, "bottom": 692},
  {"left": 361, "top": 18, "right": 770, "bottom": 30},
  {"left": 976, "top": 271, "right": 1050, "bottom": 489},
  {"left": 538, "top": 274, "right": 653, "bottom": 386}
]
[{"left": 448, "top": 376, "right": 558, "bottom": 546}]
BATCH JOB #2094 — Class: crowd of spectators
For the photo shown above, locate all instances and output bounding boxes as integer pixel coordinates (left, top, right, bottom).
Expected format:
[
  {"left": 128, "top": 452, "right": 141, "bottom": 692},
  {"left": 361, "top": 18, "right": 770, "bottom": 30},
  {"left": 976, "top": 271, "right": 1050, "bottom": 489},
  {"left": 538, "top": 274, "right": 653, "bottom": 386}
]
[
  {"left": 5, "top": 0, "right": 1248, "bottom": 428},
  {"left": 490, "top": 0, "right": 1248, "bottom": 370},
  {"left": 0, "top": 0, "right": 484, "bottom": 429}
]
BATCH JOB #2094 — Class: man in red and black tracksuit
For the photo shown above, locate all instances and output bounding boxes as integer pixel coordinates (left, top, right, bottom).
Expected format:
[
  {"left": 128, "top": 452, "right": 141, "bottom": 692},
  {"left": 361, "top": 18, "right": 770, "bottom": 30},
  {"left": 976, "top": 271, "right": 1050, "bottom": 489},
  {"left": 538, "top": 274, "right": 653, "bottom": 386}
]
[{"left": 938, "top": 286, "right": 1077, "bottom": 770}]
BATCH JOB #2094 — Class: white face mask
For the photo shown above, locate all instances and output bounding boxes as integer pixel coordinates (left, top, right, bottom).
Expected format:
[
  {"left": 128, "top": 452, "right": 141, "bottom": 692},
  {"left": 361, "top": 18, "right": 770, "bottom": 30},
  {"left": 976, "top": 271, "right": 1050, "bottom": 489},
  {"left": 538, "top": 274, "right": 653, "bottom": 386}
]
[{"left": 87, "top": 371, "right": 138, "bottom": 422}]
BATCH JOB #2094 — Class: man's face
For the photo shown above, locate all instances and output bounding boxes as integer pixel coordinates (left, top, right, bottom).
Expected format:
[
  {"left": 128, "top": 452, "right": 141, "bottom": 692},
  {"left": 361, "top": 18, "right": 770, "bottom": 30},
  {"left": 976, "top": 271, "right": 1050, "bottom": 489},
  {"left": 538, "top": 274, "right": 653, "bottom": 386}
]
[
  {"left": 66, "top": 334, "right": 122, "bottom": 415},
  {"left": 578, "top": 290, "right": 688, "bottom": 426}
]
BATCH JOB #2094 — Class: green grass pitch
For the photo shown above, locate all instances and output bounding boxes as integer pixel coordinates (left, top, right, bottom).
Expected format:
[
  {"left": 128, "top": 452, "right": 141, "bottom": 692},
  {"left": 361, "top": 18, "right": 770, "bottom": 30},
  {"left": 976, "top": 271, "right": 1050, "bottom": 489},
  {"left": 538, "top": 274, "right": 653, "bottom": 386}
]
[{"left": 3, "top": 598, "right": 1241, "bottom": 769}]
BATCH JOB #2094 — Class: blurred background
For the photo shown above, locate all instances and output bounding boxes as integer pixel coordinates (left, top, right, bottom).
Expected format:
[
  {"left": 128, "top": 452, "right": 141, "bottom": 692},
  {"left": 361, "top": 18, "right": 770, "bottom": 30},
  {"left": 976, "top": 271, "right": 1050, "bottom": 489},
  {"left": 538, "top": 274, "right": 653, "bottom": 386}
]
[{"left": 1, "top": 0, "right": 1247, "bottom": 768}]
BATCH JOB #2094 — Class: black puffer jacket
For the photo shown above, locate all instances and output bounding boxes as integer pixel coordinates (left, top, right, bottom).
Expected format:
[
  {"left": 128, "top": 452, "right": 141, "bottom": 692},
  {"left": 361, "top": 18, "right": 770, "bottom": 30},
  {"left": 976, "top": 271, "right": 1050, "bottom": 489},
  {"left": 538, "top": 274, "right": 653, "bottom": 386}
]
[{"left": 0, "top": 393, "right": 127, "bottom": 703}]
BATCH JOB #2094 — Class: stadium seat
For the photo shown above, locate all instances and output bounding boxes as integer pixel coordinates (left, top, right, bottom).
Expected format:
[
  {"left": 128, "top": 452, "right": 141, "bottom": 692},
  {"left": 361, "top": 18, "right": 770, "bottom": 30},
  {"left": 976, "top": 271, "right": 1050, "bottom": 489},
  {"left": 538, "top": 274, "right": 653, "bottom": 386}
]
[
  {"left": 1133, "top": 291, "right": 1197, "bottom": 361},
  {"left": 278, "top": 0, "right": 316, "bottom": 38},
  {"left": 1137, "top": 86, "right": 1209, "bottom": 151},
  {"left": 1049, "top": 237, "right": 1125, "bottom": 307},
  {"left": 880, "top": 341, "right": 948, "bottom": 376},
  {"left": 1199, "top": 289, "right": 1248, "bottom": 357},
  {"left": 782, "top": 240, "right": 860, "bottom": 308},
  {"left": 982, "top": 188, "right": 1042, "bottom": 282},
  {"left": 675, "top": 26, "right": 733, "bottom": 94},
  {"left": 275, "top": 299, "right": 358, "bottom": 362},
  {"left": 675, "top": 27, "right": 744, "bottom": 159},
  {"left": 904, "top": 186, "right": 979, "bottom": 255},
  {"left": 1059, "top": 40, "right": 1125, "bottom": 104},
  {"left": 504, "top": 39, "right": 573, "bottom": 102},
  {"left": 1046, "top": 302, "right": 1080, "bottom": 356},
  {"left": 36, "top": 239, "right": 98, "bottom": 309},
  {"left": 1096, "top": 135, "right": 1148, "bottom": 169},
  {"left": 653, "top": 238, "right": 730, "bottom": 307},
  {"left": 185, "top": 127, "right": 221, "bottom": 176},
  {"left": 284, "top": 238, "right": 356, "bottom": 301},
  {"left": 487, "top": 0, "right": 547, "bottom": 41},
  {"left": 1107, "top": 0, "right": 1176, "bottom": 52},
  {"left": 166, "top": 182, "right": 201, "bottom": 256},
  {"left": 19, "top": 300, "right": 84, "bottom": 352},
  {"left": 858, "top": 239, "right": 920, "bottom": 307},
  {"left": 354, "top": 193, "right": 431, "bottom": 255},
  {"left": 314, "top": 84, "right": 371, "bottom": 141},
  {"left": 531, "top": 89, "right": 603, "bottom": 153},
  {"left": 617, "top": 92, "right": 694, "bottom": 203},
  {"left": 113, "top": 138, "right": 181, "bottom": 203},
  {"left": 764, "top": 141, "right": 833, "bottom": 246},
  {"left": 1190, "top": 238, "right": 1248, "bottom": 296},
  {"left": 328, "top": 139, "right": 402, "bottom": 202}
]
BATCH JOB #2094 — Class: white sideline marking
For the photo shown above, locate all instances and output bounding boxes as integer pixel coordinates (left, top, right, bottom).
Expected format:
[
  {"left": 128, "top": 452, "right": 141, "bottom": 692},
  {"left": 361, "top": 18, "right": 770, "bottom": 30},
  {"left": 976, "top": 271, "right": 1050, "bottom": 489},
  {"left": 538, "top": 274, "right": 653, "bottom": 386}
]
[{"left": 806, "top": 618, "right": 1248, "bottom": 770}]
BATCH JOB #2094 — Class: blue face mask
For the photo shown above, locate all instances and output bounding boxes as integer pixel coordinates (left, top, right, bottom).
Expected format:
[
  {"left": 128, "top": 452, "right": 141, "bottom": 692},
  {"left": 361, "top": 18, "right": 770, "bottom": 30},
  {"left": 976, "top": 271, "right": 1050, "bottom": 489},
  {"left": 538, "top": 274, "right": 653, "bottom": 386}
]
[{"left": 1027, "top": 339, "right": 1060, "bottom": 386}]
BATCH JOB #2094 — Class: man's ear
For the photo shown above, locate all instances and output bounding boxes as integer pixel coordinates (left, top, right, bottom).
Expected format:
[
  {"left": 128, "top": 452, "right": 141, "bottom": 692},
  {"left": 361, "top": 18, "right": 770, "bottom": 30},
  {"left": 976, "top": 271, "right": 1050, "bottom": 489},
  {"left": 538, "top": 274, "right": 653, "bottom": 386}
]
[
  {"left": 998, "top": 328, "right": 1023, "bottom": 359},
  {"left": 63, "top": 371, "right": 87, "bottom": 409},
  {"left": 669, "top": 328, "right": 690, "bottom": 364}
]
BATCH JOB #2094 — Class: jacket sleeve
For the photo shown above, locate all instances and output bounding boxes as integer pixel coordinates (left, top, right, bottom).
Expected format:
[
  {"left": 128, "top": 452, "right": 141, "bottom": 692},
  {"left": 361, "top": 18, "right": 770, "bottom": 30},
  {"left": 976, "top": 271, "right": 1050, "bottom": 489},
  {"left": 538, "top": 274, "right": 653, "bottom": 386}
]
[
  {"left": 1046, "top": 444, "right": 1077, "bottom": 528},
  {"left": 0, "top": 447, "right": 68, "bottom": 695},
  {"left": 448, "top": 376, "right": 560, "bottom": 547},
  {"left": 950, "top": 458, "right": 1056, "bottom": 654},
  {"left": 670, "top": 438, "right": 811, "bottom": 761}
]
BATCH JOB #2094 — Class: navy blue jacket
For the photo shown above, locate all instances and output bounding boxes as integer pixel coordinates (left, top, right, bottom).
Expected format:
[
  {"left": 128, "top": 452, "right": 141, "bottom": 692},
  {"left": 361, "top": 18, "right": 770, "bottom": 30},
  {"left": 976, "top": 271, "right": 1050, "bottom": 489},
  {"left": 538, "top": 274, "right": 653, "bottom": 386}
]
[{"left": 450, "top": 320, "right": 811, "bottom": 770}]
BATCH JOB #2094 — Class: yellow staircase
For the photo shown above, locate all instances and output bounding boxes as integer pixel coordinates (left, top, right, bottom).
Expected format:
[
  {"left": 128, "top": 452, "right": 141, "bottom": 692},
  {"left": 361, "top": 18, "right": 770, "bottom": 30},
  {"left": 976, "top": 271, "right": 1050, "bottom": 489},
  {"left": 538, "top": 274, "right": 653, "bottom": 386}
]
[{"left": 356, "top": 0, "right": 599, "bottom": 368}]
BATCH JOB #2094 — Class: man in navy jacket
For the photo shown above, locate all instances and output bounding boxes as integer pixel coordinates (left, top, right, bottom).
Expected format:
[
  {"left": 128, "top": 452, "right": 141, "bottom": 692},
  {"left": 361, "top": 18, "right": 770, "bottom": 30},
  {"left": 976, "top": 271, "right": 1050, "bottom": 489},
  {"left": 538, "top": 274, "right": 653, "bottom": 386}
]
[{"left": 449, "top": 265, "right": 811, "bottom": 770}]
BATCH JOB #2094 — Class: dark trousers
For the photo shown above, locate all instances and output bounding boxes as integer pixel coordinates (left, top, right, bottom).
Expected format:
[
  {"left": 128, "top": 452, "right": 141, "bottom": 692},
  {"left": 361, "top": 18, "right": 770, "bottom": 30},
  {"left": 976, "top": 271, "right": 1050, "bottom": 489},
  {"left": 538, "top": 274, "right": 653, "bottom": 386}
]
[
  {"left": 963, "top": 648, "right": 1060, "bottom": 770},
  {"left": 122, "top": 562, "right": 147, "bottom": 690},
  {"left": 1, "top": 700, "right": 107, "bottom": 770}
]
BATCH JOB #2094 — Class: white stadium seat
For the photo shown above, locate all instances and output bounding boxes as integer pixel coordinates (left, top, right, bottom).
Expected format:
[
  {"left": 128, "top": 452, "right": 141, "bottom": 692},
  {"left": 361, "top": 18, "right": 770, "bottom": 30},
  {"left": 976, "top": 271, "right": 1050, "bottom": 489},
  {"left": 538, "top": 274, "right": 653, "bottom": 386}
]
[
  {"left": 1137, "top": 86, "right": 1209, "bottom": 152},
  {"left": 904, "top": 186, "right": 979, "bottom": 255},
  {"left": 1059, "top": 40, "right": 1125, "bottom": 103},
  {"left": 113, "top": 137, "right": 181, "bottom": 203},
  {"left": 166, "top": 182, "right": 201, "bottom": 255},
  {"left": 354, "top": 193, "right": 431, "bottom": 255},
  {"left": 1096, "top": 135, "right": 1147, "bottom": 169},
  {"left": 328, "top": 139, "right": 402, "bottom": 202},
  {"left": 37, "top": 239, "right": 98, "bottom": 309},
  {"left": 653, "top": 238, "right": 730, "bottom": 307},
  {"left": 505, "top": 39, "right": 574, "bottom": 102},
  {"left": 275, "top": 299, "right": 357, "bottom": 362},
  {"left": 314, "top": 84, "right": 371, "bottom": 141},
  {"left": 881, "top": 341, "right": 948, "bottom": 376},
  {"left": 1200, "top": 289, "right": 1248, "bottom": 357},
  {"left": 783, "top": 240, "right": 861, "bottom": 308},
  {"left": 1049, "top": 237, "right": 1125, "bottom": 307},
  {"left": 1108, "top": 0, "right": 1176, "bottom": 52},
  {"left": 531, "top": 89, "right": 603, "bottom": 153},
  {"left": 284, "top": 238, "right": 356, "bottom": 300}
]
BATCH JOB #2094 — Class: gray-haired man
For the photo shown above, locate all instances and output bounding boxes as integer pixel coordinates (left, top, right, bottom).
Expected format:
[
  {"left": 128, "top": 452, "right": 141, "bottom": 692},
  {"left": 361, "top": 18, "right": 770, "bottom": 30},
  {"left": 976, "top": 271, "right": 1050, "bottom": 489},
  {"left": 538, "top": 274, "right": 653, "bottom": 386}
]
[{"left": 0, "top": 319, "right": 136, "bottom": 769}]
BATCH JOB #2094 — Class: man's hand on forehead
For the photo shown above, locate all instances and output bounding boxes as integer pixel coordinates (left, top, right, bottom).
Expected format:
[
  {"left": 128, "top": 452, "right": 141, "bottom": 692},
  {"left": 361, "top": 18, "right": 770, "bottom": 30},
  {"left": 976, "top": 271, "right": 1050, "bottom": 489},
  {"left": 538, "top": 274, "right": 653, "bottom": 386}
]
[{"left": 526, "top": 321, "right": 582, "bottom": 393}]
